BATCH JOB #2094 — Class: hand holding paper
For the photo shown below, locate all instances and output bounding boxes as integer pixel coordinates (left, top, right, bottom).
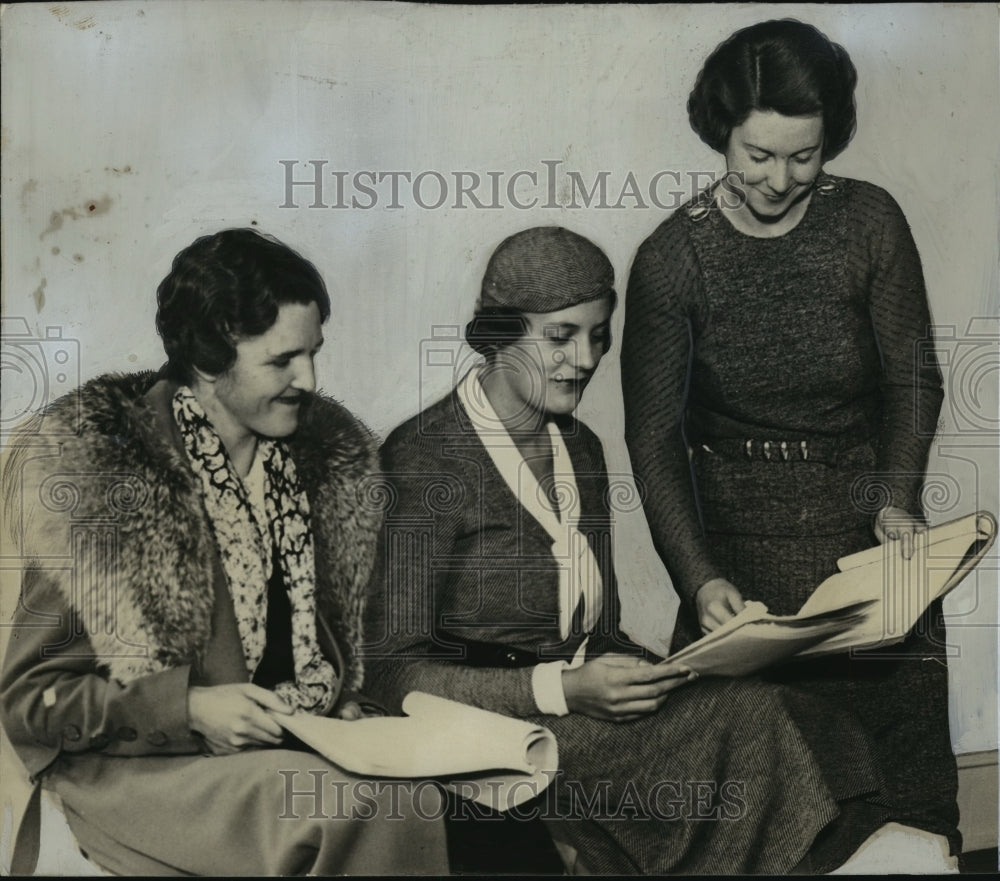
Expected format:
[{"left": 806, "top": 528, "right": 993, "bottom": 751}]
[{"left": 665, "top": 511, "right": 996, "bottom": 677}]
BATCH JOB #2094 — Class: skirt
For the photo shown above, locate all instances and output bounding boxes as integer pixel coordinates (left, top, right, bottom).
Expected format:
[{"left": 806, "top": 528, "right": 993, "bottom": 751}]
[
  {"left": 528, "top": 676, "right": 892, "bottom": 875},
  {"left": 671, "top": 442, "right": 960, "bottom": 853}
]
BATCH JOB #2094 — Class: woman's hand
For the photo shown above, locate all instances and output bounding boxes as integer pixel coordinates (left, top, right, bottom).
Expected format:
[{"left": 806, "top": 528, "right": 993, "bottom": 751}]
[
  {"left": 695, "top": 577, "right": 746, "bottom": 633},
  {"left": 874, "top": 505, "right": 927, "bottom": 561},
  {"left": 187, "top": 683, "right": 292, "bottom": 755},
  {"left": 562, "top": 654, "right": 695, "bottom": 722},
  {"left": 337, "top": 700, "right": 365, "bottom": 721}
]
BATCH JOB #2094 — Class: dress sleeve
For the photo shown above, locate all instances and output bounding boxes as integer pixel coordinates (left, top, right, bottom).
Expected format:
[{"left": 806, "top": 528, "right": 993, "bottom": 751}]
[
  {"left": 361, "top": 434, "right": 538, "bottom": 718},
  {"left": 862, "top": 187, "right": 944, "bottom": 516},
  {"left": 621, "top": 224, "right": 724, "bottom": 605}
]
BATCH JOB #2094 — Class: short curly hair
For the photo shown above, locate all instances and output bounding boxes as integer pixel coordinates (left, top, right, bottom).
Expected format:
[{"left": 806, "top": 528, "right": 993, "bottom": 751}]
[
  {"left": 688, "top": 19, "right": 857, "bottom": 161},
  {"left": 155, "top": 228, "right": 331, "bottom": 383}
]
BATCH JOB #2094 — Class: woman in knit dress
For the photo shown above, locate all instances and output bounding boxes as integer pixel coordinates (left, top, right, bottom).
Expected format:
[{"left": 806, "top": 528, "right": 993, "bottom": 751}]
[
  {"left": 621, "top": 18, "right": 957, "bottom": 863},
  {"left": 363, "top": 225, "right": 896, "bottom": 875}
]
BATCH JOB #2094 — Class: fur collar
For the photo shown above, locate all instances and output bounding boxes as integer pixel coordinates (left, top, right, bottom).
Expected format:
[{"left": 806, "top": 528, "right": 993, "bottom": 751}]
[{"left": 5, "top": 371, "right": 380, "bottom": 690}]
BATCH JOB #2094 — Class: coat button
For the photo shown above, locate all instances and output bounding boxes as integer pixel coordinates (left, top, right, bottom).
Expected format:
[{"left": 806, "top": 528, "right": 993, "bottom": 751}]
[
  {"left": 117, "top": 726, "right": 138, "bottom": 742},
  {"left": 146, "top": 730, "right": 169, "bottom": 746},
  {"left": 88, "top": 733, "right": 109, "bottom": 749},
  {"left": 62, "top": 725, "right": 81, "bottom": 742}
]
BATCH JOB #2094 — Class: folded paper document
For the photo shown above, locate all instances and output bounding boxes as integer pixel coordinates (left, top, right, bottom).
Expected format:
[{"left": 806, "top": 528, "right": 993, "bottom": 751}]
[
  {"left": 667, "top": 511, "right": 997, "bottom": 678},
  {"left": 272, "top": 691, "right": 558, "bottom": 811}
]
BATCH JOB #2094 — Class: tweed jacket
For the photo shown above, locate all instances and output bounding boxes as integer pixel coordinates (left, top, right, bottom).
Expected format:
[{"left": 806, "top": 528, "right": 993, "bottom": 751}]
[
  {"left": 0, "top": 371, "right": 381, "bottom": 778},
  {"left": 362, "top": 385, "right": 647, "bottom": 718}
]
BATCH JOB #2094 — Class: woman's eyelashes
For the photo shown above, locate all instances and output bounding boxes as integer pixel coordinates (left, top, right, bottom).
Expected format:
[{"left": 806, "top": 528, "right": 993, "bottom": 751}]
[
  {"left": 542, "top": 325, "right": 609, "bottom": 345},
  {"left": 748, "top": 151, "right": 816, "bottom": 165},
  {"left": 269, "top": 344, "right": 322, "bottom": 369}
]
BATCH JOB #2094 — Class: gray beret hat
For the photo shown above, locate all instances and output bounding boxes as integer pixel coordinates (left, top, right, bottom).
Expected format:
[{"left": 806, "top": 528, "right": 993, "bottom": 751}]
[{"left": 479, "top": 226, "right": 614, "bottom": 313}]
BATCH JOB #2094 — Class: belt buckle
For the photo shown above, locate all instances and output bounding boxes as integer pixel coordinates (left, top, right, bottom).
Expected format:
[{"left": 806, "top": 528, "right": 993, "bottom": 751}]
[{"left": 744, "top": 438, "right": 810, "bottom": 462}]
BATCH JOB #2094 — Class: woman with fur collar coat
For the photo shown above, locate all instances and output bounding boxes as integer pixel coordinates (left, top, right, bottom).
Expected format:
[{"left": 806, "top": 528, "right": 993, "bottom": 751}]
[{"left": 0, "top": 230, "right": 448, "bottom": 875}]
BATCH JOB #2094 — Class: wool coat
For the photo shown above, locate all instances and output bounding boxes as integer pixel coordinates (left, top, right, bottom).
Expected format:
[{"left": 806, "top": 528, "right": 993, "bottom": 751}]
[{"left": 0, "top": 371, "right": 447, "bottom": 875}]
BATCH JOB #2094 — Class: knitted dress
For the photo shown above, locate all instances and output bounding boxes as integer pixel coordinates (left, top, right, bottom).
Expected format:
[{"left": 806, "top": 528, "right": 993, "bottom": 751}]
[{"left": 621, "top": 173, "right": 959, "bottom": 851}]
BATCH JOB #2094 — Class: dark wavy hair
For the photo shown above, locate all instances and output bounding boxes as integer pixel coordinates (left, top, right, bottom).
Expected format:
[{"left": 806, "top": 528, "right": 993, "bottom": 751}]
[
  {"left": 465, "top": 291, "right": 618, "bottom": 359},
  {"left": 155, "top": 228, "right": 331, "bottom": 383},
  {"left": 688, "top": 19, "right": 858, "bottom": 161}
]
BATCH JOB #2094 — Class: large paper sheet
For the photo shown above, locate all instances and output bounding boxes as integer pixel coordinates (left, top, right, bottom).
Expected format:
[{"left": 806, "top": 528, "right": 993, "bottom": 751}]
[
  {"left": 273, "top": 691, "right": 558, "bottom": 811},
  {"left": 663, "top": 512, "right": 996, "bottom": 675}
]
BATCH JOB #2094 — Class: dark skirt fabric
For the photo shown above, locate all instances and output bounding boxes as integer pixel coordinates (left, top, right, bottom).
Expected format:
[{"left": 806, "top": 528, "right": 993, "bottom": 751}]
[
  {"left": 671, "top": 445, "right": 960, "bottom": 854},
  {"left": 523, "top": 676, "right": 891, "bottom": 875}
]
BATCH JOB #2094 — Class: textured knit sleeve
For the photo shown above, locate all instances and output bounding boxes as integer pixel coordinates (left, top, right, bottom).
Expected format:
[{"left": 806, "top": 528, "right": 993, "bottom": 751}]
[
  {"left": 860, "top": 185, "right": 944, "bottom": 516},
  {"left": 621, "top": 222, "right": 724, "bottom": 605},
  {"left": 360, "top": 428, "right": 538, "bottom": 718}
]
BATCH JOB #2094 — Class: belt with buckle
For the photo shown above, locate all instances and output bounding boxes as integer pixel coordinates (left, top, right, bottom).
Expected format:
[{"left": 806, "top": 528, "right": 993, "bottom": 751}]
[{"left": 695, "top": 436, "right": 870, "bottom": 466}]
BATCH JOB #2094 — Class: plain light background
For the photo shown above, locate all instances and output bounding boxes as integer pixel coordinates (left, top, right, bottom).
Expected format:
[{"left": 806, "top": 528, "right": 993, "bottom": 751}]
[{"left": 2, "top": 1, "right": 998, "bottom": 869}]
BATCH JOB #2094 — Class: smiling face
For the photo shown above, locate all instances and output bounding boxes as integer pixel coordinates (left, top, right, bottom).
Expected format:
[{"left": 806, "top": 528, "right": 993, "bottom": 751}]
[
  {"left": 482, "top": 296, "right": 613, "bottom": 430},
  {"left": 724, "top": 110, "right": 824, "bottom": 229},
  {"left": 193, "top": 300, "right": 324, "bottom": 456}
]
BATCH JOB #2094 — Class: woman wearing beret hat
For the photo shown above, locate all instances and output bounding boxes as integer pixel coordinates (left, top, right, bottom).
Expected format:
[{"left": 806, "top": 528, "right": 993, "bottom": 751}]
[
  {"left": 363, "top": 225, "right": 897, "bottom": 874},
  {"left": 622, "top": 18, "right": 958, "bottom": 869}
]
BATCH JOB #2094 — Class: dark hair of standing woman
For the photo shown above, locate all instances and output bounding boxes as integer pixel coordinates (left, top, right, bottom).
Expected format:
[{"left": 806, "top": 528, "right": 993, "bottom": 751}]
[
  {"left": 687, "top": 18, "right": 858, "bottom": 160},
  {"left": 155, "top": 228, "right": 331, "bottom": 383}
]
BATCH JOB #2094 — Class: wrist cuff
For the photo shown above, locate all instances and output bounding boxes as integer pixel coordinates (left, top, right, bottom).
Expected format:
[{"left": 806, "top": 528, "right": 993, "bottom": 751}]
[{"left": 531, "top": 661, "right": 570, "bottom": 716}]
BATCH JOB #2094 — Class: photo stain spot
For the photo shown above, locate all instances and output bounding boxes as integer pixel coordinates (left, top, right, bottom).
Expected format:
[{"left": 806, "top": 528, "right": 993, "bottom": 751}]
[
  {"left": 32, "top": 279, "right": 47, "bottom": 312},
  {"left": 51, "top": 247, "right": 60, "bottom": 256},
  {"left": 40, "top": 197, "right": 114, "bottom": 238},
  {"left": 73, "top": 254, "right": 84, "bottom": 263},
  {"left": 21, "top": 179, "right": 38, "bottom": 206},
  {"left": 40, "top": 211, "right": 64, "bottom": 240}
]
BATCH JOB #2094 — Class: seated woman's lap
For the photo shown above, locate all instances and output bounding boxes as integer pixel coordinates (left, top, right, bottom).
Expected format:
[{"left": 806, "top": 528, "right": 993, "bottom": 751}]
[
  {"left": 528, "top": 676, "right": 890, "bottom": 875},
  {"left": 48, "top": 748, "right": 446, "bottom": 876}
]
